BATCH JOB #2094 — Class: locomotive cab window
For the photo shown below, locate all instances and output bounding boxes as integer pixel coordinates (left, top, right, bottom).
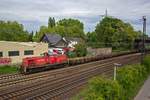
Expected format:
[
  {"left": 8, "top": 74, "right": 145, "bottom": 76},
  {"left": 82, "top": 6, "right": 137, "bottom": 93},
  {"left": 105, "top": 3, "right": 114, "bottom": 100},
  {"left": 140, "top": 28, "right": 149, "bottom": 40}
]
[
  {"left": 24, "top": 50, "right": 34, "bottom": 55},
  {"left": 8, "top": 51, "right": 19, "bottom": 56},
  {"left": 0, "top": 52, "right": 3, "bottom": 57}
]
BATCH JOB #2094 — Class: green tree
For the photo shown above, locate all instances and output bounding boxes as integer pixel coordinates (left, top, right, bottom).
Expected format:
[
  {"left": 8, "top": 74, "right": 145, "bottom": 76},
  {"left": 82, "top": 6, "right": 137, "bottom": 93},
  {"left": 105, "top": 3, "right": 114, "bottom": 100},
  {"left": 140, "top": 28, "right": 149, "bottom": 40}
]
[
  {"left": 95, "top": 17, "right": 141, "bottom": 49},
  {"left": 48, "top": 17, "right": 56, "bottom": 28},
  {"left": 35, "top": 18, "right": 85, "bottom": 41},
  {"left": 34, "top": 26, "right": 56, "bottom": 41},
  {"left": 29, "top": 31, "right": 34, "bottom": 42},
  {"left": 87, "top": 32, "right": 99, "bottom": 47},
  {"left": 57, "top": 18, "right": 85, "bottom": 38},
  {"left": 0, "top": 20, "right": 30, "bottom": 42},
  {"left": 74, "top": 43, "right": 87, "bottom": 57}
]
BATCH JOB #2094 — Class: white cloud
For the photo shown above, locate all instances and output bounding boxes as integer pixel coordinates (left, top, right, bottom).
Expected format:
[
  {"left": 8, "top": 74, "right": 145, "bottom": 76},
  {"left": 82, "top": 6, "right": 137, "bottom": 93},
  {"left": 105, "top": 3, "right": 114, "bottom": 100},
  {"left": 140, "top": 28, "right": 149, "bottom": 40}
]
[{"left": 0, "top": 0, "right": 150, "bottom": 34}]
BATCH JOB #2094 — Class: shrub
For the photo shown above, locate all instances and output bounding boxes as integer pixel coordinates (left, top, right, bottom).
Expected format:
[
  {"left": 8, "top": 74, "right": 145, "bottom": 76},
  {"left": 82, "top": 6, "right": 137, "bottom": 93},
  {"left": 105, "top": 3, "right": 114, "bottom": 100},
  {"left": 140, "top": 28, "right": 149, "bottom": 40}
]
[
  {"left": 73, "top": 55, "right": 150, "bottom": 100},
  {"left": 88, "top": 77, "right": 121, "bottom": 100},
  {"left": 142, "top": 55, "right": 150, "bottom": 73},
  {"left": 67, "top": 51, "right": 77, "bottom": 58},
  {"left": 73, "top": 76, "right": 121, "bottom": 100},
  {"left": 74, "top": 43, "right": 87, "bottom": 57},
  {"left": 117, "top": 64, "right": 147, "bottom": 100}
]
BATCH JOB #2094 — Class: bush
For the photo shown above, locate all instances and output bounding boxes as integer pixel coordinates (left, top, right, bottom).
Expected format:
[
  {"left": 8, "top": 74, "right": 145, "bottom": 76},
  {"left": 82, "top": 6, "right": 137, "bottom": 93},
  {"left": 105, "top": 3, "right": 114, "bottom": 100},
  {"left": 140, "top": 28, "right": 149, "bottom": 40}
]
[
  {"left": 88, "top": 77, "right": 121, "bottom": 100},
  {"left": 74, "top": 43, "right": 87, "bottom": 57},
  {"left": 73, "top": 55, "right": 150, "bottom": 100},
  {"left": 73, "top": 77, "right": 121, "bottom": 100},
  {"left": 117, "top": 64, "right": 147, "bottom": 100},
  {"left": 142, "top": 55, "right": 150, "bottom": 73},
  {"left": 67, "top": 51, "right": 77, "bottom": 58}
]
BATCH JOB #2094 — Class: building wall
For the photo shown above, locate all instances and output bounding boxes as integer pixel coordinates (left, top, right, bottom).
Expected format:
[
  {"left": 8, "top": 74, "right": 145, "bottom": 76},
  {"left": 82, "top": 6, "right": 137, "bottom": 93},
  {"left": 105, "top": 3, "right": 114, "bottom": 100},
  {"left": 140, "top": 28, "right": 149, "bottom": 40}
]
[
  {"left": 87, "top": 47, "right": 112, "bottom": 56},
  {"left": 0, "top": 41, "right": 48, "bottom": 64},
  {"left": 55, "top": 40, "right": 68, "bottom": 48}
]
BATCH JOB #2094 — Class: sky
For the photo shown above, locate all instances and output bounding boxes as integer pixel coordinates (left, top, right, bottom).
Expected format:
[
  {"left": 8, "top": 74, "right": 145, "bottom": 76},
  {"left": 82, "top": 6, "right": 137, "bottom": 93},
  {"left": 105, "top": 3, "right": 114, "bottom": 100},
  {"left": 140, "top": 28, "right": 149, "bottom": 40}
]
[{"left": 0, "top": 0, "right": 150, "bottom": 35}]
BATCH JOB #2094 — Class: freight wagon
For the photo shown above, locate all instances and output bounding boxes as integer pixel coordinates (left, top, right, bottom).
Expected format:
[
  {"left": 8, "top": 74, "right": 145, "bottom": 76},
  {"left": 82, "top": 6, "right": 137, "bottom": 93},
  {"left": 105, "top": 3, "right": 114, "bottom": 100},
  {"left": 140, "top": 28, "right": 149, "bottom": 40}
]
[{"left": 21, "top": 50, "right": 142, "bottom": 74}]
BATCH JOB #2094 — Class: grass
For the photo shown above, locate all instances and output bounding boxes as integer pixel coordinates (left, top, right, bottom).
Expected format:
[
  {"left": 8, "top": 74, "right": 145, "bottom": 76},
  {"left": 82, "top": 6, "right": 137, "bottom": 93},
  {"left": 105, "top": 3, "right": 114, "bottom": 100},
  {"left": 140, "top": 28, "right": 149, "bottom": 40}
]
[{"left": 0, "top": 65, "right": 19, "bottom": 74}]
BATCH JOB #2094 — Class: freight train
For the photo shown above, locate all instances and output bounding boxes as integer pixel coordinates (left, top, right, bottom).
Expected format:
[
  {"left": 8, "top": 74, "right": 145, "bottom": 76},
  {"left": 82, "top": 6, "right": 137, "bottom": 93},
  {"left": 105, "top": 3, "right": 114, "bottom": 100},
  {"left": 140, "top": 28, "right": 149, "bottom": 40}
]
[
  {"left": 21, "top": 50, "right": 143, "bottom": 74},
  {"left": 21, "top": 53, "right": 68, "bottom": 73}
]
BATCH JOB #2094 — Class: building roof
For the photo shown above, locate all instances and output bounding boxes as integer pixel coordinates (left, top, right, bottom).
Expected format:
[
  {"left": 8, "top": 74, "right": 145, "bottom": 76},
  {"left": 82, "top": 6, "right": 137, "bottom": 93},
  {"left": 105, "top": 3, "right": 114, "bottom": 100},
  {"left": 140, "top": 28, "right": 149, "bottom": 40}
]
[
  {"left": 40, "top": 33, "right": 62, "bottom": 45},
  {"left": 0, "top": 41, "right": 45, "bottom": 47},
  {"left": 65, "top": 37, "right": 83, "bottom": 43},
  {"left": 40, "top": 33, "right": 84, "bottom": 47}
]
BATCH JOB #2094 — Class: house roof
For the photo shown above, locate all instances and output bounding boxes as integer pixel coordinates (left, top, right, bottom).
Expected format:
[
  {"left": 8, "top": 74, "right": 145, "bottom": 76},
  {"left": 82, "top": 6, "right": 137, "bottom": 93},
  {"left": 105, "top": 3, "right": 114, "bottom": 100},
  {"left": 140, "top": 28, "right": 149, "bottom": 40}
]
[
  {"left": 41, "top": 33, "right": 61, "bottom": 45},
  {"left": 65, "top": 37, "right": 83, "bottom": 43},
  {"left": 40, "top": 33, "right": 84, "bottom": 46},
  {"left": 40, "top": 33, "right": 67, "bottom": 45}
]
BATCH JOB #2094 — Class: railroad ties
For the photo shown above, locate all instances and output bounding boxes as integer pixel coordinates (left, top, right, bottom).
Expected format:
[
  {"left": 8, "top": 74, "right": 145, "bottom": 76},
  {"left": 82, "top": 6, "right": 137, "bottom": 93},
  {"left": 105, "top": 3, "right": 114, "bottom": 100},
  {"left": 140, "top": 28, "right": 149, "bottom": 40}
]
[{"left": 0, "top": 53, "right": 141, "bottom": 100}]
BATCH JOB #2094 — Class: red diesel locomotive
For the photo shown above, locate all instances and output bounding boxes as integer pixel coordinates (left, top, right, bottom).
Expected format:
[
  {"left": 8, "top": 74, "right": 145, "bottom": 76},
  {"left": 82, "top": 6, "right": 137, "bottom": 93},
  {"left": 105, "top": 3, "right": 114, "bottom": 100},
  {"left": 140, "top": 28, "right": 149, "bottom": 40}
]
[{"left": 21, "top": 53, "right": 68, "bottom": 73}]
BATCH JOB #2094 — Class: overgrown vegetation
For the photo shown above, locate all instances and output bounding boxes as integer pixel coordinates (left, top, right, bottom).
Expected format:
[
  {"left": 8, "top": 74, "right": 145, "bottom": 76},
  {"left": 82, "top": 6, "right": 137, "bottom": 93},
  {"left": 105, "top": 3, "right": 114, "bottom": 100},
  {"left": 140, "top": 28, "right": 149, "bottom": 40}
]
[
  {"left": 0, "top": 65, "right": 19, "bottom": 74},
  {"left": 0, "top": 17, "right": 141, "bottom": 53},
  {"left": 0, "top": 21, "right": 31, "bottom": 42},
  {"left": 87, "top": 17, "right": 141, "bottom": 50},
  {"left": 73, "top": 55, "right": 150, "bottom": 100},
  {"left": 34, "top": 17, "right": 85, "bottom": 41},
  {"left": 67, "top": 43, "right": 87, "bottom": 58},
  {"left": 74, "top": 43, "right": 87, "bottom": 57},
  {"left": 73, "top": 77, "right": 121, "bottom": 100}
]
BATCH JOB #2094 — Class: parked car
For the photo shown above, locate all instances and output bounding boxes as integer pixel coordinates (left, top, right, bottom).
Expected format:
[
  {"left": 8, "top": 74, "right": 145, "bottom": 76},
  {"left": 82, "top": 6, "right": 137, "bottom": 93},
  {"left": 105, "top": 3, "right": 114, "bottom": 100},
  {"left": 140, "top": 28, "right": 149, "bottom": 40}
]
[{"left": 48, "top": 48, "right": 65, "bottom": 55}]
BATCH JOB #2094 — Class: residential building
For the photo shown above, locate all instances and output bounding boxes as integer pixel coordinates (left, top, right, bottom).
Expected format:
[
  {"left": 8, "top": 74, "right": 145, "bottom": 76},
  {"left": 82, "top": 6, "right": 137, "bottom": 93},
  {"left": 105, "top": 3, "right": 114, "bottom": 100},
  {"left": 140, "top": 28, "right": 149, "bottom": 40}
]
[
  {"left": 40, "top": 33, "right": 68, "bottom": 48},
  {"left": 65, "top": 37, "right": 83, "bottom": 48}
]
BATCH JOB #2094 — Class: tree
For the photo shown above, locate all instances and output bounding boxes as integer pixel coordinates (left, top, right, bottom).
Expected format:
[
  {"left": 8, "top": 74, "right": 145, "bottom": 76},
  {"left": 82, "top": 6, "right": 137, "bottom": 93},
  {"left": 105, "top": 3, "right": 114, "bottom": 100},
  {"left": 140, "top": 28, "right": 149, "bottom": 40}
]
[
  {"left": 57, "top": 18, "right": 85, "bottom": 38},
  {"left": 48, "top": 17, "right": 55, "bottom": 28},
  {"left": 29, "top": 31, "right": 34, "bottom": 42},
  {"left": 87, "top": 32, "right": 98, "bottom": 47},
  {"left": 95, "top": 17, "right": 141, "bottom": 49},
  {"left": 74, "top": 43, "right": 87, "bottom": 57},
  {"left": 34, "top": 25, "right": 56, "bottom": 41},
  {"left": 0, "top": 20, "right": 30, "bottom": 42},
  {"left": 35, "top": 18, "right": 85, "bottom": 41}
]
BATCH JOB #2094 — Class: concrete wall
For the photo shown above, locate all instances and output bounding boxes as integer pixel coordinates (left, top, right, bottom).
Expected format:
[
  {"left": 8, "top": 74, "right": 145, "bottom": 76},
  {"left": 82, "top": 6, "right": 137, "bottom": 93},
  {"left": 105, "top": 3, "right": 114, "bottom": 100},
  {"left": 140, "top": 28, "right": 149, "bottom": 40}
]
[
  {"left": 87, "top": 47, "right": 112, "bottom": 56},
  {"left": 0, "top": 41, "right": 48, "bottom": 64}
]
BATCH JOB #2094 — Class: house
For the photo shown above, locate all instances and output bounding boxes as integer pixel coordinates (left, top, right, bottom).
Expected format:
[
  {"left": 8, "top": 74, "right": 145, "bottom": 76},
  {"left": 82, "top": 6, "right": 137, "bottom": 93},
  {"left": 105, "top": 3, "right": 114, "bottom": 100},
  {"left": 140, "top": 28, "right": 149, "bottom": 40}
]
[
  {"left": 0, "top": 41, "right": 48, "bottom": 64},
  {"left": 65, "top": 37, "right": 83, "bottom": 48},
  {"left": 40, "top": 34, "right": 68, "bottom": 48},
  {"left": 40, "top": 33, "right": 84, "bottom": 49}
]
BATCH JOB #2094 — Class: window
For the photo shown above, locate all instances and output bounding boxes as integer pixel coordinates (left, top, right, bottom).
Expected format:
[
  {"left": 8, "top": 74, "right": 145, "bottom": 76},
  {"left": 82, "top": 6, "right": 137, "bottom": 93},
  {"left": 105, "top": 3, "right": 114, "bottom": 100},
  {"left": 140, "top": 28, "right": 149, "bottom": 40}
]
[
  {"left": 8, "top": 51, "right": 19, "bottom": 56},
  {"left": 24, "top": 50, "right": 34, "bottom": 55},
  {"left": 0, "top": 52, "right": 3, "bottom": 57}
]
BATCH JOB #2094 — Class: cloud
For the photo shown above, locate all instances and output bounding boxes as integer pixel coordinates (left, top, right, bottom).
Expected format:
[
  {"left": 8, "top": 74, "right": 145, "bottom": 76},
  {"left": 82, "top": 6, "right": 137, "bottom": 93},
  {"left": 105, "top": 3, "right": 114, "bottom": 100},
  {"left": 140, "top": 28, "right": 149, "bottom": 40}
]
[{"left": 0, "top": 0, "right": 150, "bottom": 34}]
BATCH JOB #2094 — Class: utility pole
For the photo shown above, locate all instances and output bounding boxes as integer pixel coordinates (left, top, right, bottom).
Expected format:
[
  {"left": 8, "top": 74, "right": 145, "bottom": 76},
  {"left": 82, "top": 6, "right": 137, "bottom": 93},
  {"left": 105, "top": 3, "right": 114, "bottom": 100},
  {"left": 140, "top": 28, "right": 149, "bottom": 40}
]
[
  {"left": 141, "top": 16, "right": 146, "bottom": 63},
  {"left": 100, "top": 9, "right": 108, "bottom": 19},
  {"left": 105, "top": 9, "right": 108, "bottom": 17}
]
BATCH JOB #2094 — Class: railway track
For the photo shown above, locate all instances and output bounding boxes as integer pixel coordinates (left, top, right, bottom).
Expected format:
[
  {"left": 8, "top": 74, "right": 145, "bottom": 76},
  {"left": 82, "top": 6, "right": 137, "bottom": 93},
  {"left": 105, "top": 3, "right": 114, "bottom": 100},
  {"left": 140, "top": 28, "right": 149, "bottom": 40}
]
[
  {"left": 0, "top": 53, "right": 141, "bottom": 100},
  {"left": 0, "top": 62, "right": 114, "bottom": 99},
  {"left": 0, "top": 57, "right": 119, "bottom": 89},
  {"left": 31, "top": 55, "right": 140, "bottom": 100},
  {"left": 0, "top": 73, "right": 23, "bottom": 80},
  {"left": 0, "top": 53, "right": 136, "bottom": 88}
]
